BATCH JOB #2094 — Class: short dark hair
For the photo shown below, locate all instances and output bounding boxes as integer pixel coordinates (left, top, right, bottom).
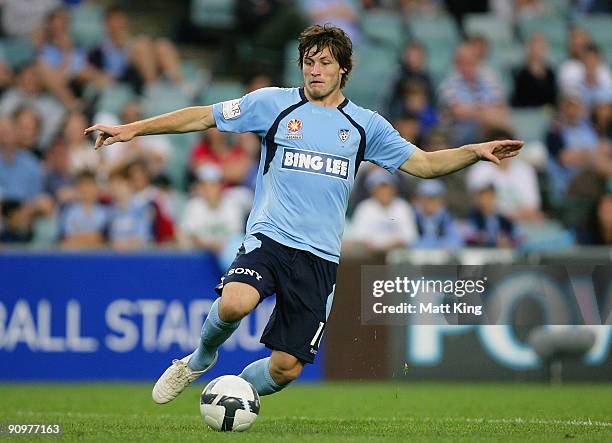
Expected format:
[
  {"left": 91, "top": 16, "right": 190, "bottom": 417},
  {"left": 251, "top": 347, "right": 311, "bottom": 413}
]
[
  {"left": 105, "top": 5, "right": 127, "bottom": 19},
  {"left": 297, "top": 24, "right": 353, "bottom": 89},
  {"left": 76, "top": 170, "right": 97, "bottom": 184}
]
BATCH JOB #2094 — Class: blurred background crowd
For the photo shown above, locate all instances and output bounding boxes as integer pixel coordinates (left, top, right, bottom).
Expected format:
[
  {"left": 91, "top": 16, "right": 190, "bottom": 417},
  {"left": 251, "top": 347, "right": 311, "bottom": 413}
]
[{"left": 0, "top": 0, "right": 610, "bottom": 263}]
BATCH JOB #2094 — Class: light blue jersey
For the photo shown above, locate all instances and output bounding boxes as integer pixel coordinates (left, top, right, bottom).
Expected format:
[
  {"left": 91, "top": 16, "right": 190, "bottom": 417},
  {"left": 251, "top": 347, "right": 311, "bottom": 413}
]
[{"left": 212, "top": 87, "right": 415, "bottom": 263}]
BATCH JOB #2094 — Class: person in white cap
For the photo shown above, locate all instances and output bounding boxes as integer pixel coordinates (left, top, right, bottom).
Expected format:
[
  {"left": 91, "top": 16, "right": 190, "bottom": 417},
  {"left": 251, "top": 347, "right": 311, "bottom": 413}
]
[
  {"left": 178, "top": 164, "right": 247, "bottom": 254},
  {"left": 345, "top": 169, "right": 417, "bottom": 252}
]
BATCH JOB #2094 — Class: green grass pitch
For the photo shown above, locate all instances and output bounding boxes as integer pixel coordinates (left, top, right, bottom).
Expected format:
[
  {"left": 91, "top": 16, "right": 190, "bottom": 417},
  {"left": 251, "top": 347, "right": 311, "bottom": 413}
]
[{"left": 1, "top": 382, "right": 611, "bottom": 442}]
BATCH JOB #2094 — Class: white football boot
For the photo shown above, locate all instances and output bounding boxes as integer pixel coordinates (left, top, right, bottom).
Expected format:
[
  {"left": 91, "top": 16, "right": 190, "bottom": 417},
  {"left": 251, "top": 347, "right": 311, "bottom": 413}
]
[{"left": 152, "top": 352, "right": 218, "bottom": 404}]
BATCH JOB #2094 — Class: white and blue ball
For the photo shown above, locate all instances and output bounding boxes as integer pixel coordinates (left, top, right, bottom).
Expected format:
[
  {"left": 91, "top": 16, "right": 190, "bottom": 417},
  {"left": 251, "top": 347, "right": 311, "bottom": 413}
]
[{"left": 200, "top": 375, "right": 260, "bottom": 432}]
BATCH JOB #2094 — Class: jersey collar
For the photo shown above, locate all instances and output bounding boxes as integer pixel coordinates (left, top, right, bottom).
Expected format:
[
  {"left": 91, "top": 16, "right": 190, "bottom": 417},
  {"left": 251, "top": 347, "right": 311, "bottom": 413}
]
[{"left": 299, "top": 87, "right": 350, "bottom": 110}]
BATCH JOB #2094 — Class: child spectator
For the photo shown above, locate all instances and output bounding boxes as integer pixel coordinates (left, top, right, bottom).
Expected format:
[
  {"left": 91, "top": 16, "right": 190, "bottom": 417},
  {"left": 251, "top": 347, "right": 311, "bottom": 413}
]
[
  {"left": 412, "top": 179, "right": 464, "bottom": 250},
  {"left": 345, "top": 170, "right": 417, "bottom": 252},
  {"left": 465, "top": 183, "right": 521, "bottom": 248},
  {"left": 0, "top": 200, "right": 33, "bottom": 244},
  {"left": 178, "top": 165, "right": 247, "bottom": 254},
  {"left": 107, "top": 170, "right": 153, "bottom": 250},
  {"left": 59, "top": 170, "right": 107, "bottom": 249}
]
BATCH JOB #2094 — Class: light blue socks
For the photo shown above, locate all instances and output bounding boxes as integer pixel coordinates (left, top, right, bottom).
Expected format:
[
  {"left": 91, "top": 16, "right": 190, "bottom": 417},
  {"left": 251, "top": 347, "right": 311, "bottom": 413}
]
[
  {"left": 239, "top": 357, "right": 287, "bottom": 396},
  {"left": 188, "top": 298, "right": 240, "bottom": 371}
]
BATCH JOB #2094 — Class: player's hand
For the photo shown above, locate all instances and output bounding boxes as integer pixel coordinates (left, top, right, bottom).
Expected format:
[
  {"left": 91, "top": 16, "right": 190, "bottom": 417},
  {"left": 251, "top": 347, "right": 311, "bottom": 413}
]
[
  {"left": 84, "top": 124, "right": 137, "bottom": 150},
  {"left": 470, "top": 139, "right": 524, "bottom": 165}
]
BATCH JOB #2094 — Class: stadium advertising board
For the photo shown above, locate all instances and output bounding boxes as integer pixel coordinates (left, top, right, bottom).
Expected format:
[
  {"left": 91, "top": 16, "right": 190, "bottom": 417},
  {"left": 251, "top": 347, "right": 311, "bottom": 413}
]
[{"left": 0, "top": 252, "right": 323, "bottom": 381}]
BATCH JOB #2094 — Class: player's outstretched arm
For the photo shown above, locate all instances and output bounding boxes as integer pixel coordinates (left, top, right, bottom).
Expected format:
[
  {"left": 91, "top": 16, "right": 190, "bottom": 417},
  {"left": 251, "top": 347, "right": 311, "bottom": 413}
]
[
  {"left": 84, "top": 106, "right": 216, "bottom": 150},
  {"left": 399, "top": 139, "right": 524, "bottom": 178}
]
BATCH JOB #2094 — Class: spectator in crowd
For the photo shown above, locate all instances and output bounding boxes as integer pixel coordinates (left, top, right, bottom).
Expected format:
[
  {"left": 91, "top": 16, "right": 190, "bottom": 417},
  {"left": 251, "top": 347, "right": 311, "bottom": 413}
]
[
  {"left": 399, "top": 0, "right": 441, "bottom": 16},
  {"left": 99, "top": 102, "right": 171, "bottom": 177},
  {"left": 0, "top": 63, "right": 66, "bottom": 148},
  {"left": 443, "top": 0, "right": 488, "bottom": 36},
  {"left": 570, "top": 0, "right": 612, "bottom": 15},
  {"left": 0, "top": 54, "right": 13, "bottom": 95},
  {"left": 0, "top": 0, "right": 60, "bottom": 41},
  {"left": 465, "top": 182, "right": 521, "bottom": 248},
  {"left": 390, "top": 82, "right": 437, "bottom": 137},
  {"left": 578, "top": 44, "right": 612, "bottom": 109},
  {"left": 345, "top": 169, "right": 417, "bottom": 252},
  {"left": 235, "top": 132, "right": 262, "bottom": 191},
  {"left": 595, "top": 189, "right": 612, "bottom": 244},
  {"left": 412, "top": 179, "right": 464, "bottom": 250},
  {"left": 14, "top": 107, "right": 44, "bottom": 159},
  {"left": 189, "top": 128, "right": 252, "bottom": 187},
  {"left": 592, "top": 90, "right": 612, "bottom": 142},
  {"left": 546, "top": 91, "right": 601, "bottom": 199},
  {"left": 391, "top": 42, "right": 435, "bottom": 109},
  {"left": 422, "top": 128, "right": 470, "bottom": 218},
  {"left": 107, "top": 169, "right": 153, "bottom": 250},
  {"left": 512, "top": 33, "right": 557, "bottom": 108},
  {"left": 0, "top": 116, "right": 44, "bottom": 204},
  {"left": 36, "top": 8, "right": 108, "bottom": 110},
  {"left": 0, "top": 200, "right": 33, "bottom": 244},
  {"left": 467, "top": 129, "right": 543, "bottom": 222},
  {"left": 43, "top": 137, "right": 76, "bottom": 206},
  {"left": 63, "top": 111, "right": 99, "bottom": 176},
  {"left": 59, "top": 170, "right": 107, "bottom": 249},
  {"left": 126, "top": 160, "right": 175, "bottom": 243},
  {"left": 439, "top": 43, "right": 509, "bottom": 145},
  {"left": 244, "top": 73, "right": 273, "bottom": 93},
  {"left": 394, "top": 112, "right": 422, "bottom": 147},
  {"left": 178, "top": 165, "right": 247, "bottom": 253},
  {"left": 558, "top": 27, "right": 611, "bottom": 93},
  {"left": 236, "top": 1, "right": 307, "bottom": 79},
  {"left": 89, "top": 6, "right": 184, "bottom": 93}
]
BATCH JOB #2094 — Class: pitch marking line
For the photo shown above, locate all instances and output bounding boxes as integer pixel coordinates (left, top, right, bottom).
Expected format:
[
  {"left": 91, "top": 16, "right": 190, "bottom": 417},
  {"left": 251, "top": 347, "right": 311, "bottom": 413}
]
[{"left": 14, "top": 411, "right": 612, "bottom": 428}]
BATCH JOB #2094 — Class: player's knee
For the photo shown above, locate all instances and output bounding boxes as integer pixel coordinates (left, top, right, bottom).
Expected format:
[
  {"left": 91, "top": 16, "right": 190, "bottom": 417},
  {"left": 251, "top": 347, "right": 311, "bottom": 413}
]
[
  {"left": 219, "top": 283, "right": 258, "bottom": 323},
  {"left": 269, "top": 354, "right": 304, "bottom": 385}
]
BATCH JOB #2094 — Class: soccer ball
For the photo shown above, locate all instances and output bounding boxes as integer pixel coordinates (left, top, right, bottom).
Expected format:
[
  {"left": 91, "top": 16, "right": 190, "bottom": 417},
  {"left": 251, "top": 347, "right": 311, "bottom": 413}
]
[{"left": 200, "top": 375, "right": 260, "bottom": 432}]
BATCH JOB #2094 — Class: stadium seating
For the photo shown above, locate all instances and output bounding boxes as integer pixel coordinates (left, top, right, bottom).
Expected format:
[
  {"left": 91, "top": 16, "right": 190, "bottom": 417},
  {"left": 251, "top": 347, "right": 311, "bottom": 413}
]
[
  {"left": 94, "top": 83, "right": 136, "bottom": 116},
  {"left": 200, "top": 80, "right": 244, "bottom": 104},
  {"left": 344, "top": 44, "right": 398, "bottom": 112},
  {"left": 575, "top": 14, "right": 612, "bottom": 55},
  {"left": 406, "top": 14, "right": 459, "bottom": 84},
  {"left": 167, "top": 132, "right": 199, "bottom": 191},
  {"left": 464, "top": 13, "right": 514, "bottom": 49},
  {"left": 283, "top": 40, "right": 303, "bottom": 87},
  {"left": 510, "top": 108, "right": 552, "bottom": 143},
  {"left": 31, "top": 216, "right": 59, "bottom": 249},
  {"left": 70, "top": 3, "right": 105, "bottom": 50},
  {"left": 142, "top": 83, "right": 192, "bottom": 118},
  {"left": 517, "top": 16, "right": 568, "bottom": 49},
  {"left": 0, "top": 38, "right": 35, "bottom": 69},
  {"left": 361, "top": 11, "right": 405, "bottom": 55},
  {"left": 191, "top": 0, "right": 236, "bottom": 30}
]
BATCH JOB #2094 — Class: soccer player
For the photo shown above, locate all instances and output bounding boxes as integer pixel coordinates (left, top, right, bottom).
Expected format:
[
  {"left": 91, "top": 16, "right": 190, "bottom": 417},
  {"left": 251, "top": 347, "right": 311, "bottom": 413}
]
[{"left": 85, "top": 25, "right": 523, "bottom": 403}]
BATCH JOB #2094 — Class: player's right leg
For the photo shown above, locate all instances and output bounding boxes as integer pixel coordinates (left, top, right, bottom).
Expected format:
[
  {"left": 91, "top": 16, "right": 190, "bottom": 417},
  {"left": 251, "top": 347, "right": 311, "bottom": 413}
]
[
  {"left": 153, "top": 234, "right": 275, "bottom": 404},
  {"left": 152, "top": 283, "right": 259, "bottom": 404}
]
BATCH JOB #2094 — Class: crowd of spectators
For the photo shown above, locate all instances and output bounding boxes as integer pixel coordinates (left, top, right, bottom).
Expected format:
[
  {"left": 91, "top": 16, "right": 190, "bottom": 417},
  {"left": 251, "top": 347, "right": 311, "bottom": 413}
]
[{"left": 0, "top": 0, "right": 611, "bottom": 260}]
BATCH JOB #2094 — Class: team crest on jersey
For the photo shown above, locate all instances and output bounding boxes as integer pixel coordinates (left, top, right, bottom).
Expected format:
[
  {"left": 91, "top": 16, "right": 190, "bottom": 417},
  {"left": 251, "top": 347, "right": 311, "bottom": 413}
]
[
  {"left": 338, "top": 128, "right": 350, "bottom": 143},
  {"left": 286, "top": 118, "right": 303, "bottom": 139}
]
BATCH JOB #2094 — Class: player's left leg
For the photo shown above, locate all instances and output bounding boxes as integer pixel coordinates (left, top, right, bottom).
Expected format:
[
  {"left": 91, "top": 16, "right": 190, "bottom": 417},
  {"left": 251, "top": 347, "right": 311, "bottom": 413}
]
[{"left": 239, "top": 350, "right": 304, "bottom": 396}]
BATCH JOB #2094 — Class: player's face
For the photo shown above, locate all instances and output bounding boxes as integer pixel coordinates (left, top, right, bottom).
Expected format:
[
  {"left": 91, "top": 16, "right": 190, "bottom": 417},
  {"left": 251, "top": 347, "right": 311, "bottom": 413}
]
[{"left": 302, "top": 46, "right": 346, "bottom": 100}]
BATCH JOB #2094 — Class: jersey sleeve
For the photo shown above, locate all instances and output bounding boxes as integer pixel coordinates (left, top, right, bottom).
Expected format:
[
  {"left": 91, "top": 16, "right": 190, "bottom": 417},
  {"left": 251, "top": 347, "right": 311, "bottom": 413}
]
[
  {"left": 364, "top": 113, "right": 416, "bottom": 172},
  {"left": 212, "top": 87, "right": 278, "bottom": 136}
]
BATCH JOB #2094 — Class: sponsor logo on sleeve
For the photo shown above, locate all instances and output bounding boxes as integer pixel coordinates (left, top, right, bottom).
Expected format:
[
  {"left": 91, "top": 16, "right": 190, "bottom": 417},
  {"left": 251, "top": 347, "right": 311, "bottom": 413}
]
[
  {"left": 281, "top": 147, "right": 350, "bottom": 180},
  {"left": 222, "top": 99, "right": 241, "bottom": 120}
]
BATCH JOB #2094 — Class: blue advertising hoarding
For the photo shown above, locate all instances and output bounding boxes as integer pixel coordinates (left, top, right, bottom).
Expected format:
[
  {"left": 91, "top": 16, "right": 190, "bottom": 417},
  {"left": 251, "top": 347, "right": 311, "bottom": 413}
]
[{"left": 0, "top": 252, "right": 323, "bottom": 381}]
